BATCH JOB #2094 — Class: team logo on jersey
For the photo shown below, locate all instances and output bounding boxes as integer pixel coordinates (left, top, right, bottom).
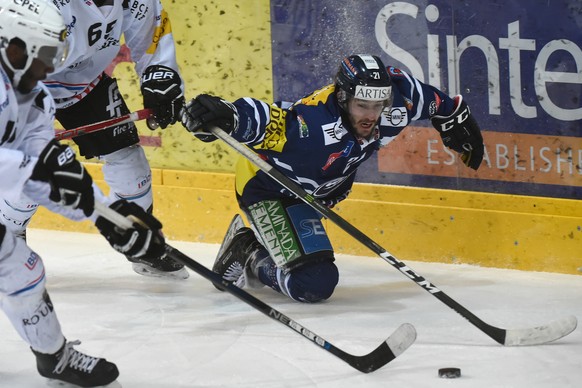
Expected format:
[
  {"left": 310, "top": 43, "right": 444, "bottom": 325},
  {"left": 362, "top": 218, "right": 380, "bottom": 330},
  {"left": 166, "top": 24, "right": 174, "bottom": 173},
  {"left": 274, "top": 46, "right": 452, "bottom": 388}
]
[
  {"left": 322, "top": 141, "right": 354, "bottom": 171},
  {"left": 297, "top": 115, "right": 309, "bottom": 138},
  {"left": 321, "top": 119, "right": 346, "bottom": 145}
]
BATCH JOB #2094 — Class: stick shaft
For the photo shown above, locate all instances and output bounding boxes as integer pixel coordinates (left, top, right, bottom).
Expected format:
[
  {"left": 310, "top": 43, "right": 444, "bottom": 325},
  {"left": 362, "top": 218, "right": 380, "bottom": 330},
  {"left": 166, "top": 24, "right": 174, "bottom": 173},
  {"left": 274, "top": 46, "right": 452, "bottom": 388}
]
[
  {"left": 55, "top": 109, "right": 153, "bottom": 140},
  {"left": 93, "top": 202, "right": 405, "bottom": 372},
  {"left": 209, "top": 126, "right": 511, "bottom": 344}
]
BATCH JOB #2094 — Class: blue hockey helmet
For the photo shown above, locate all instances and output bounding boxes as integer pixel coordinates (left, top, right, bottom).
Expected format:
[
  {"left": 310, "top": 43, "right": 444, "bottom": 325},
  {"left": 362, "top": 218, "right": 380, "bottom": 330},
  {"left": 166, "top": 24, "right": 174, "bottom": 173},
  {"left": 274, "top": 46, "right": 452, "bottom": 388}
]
[{"left": 335, "top": 54, "right": 393, "bottom": 109}]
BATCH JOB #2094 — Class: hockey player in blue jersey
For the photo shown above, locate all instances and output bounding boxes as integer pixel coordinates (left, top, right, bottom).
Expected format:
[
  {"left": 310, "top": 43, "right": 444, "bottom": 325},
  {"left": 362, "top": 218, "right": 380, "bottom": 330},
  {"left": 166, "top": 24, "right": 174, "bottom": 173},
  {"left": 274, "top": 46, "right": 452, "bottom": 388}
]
[{"left": 181, "top": 54, "right": 484, "bottom": 303}]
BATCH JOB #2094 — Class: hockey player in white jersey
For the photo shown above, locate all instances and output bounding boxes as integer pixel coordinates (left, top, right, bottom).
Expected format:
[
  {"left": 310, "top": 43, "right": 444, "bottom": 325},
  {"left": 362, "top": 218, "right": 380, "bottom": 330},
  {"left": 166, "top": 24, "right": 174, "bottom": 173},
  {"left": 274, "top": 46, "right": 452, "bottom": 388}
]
[
  {"left": 0, "top": 1, "right": 170, "bottom": 385},
  {"left": 0, "top": 0, "right": 188, "bottom": 279}
]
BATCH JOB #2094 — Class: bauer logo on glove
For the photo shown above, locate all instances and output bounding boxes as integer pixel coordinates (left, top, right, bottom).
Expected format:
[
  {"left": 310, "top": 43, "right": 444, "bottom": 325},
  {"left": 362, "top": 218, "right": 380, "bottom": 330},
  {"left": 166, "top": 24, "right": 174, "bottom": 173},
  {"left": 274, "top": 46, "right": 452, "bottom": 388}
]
[{"left": 141, "top": 65, "right": 184, "bottom": 129}]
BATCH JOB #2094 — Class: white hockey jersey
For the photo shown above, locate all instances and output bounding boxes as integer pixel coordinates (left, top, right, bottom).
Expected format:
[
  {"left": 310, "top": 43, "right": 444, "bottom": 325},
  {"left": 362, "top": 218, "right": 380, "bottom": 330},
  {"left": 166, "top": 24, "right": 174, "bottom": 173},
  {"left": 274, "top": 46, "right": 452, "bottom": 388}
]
[
  {"left": 45, "top": 0, "right": 182, "bottom": 108},
  {"left": 0, "top": 67, "right": 105, "bottom": 222},
  {"left": 0, "top": 68, "right": 54, "bottom": 203}
]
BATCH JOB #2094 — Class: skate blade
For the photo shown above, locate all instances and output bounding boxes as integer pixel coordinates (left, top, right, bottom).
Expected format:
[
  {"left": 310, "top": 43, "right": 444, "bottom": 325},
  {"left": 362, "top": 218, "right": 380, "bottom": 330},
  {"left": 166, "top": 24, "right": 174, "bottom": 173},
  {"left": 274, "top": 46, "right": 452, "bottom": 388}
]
[
  {"left": 132, "top": 263, "right": 190, "bottom": 280},
  {"left": 47, "top": 378, "right": 122, "bottom": 387}
]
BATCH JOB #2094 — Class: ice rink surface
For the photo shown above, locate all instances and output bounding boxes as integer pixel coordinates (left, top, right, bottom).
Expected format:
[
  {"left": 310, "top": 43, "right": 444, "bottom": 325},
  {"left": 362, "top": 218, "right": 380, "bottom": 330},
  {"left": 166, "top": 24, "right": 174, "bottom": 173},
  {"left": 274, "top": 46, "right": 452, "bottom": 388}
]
[{"left": 1, "top": 229, "right": 581, "bottom": 388}]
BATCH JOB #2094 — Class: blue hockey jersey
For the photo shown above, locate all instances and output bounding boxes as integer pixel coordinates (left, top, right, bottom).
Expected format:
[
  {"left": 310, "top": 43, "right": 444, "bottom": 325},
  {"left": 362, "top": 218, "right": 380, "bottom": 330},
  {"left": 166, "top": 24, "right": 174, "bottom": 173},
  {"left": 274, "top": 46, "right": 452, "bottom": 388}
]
[{"left": 231, "top": 67, "right": 457, "bottom": 207}]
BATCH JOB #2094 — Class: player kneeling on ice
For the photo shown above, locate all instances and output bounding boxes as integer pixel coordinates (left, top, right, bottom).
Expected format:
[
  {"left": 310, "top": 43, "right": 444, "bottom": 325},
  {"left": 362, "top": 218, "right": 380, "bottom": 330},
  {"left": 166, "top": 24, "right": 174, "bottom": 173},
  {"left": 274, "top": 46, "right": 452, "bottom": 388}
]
[
  {"left": 181, "top": 54, "right": 484, "bottom": 303},
  {"left": 0, "top": 1, "right": 169, "bottom": 386}
]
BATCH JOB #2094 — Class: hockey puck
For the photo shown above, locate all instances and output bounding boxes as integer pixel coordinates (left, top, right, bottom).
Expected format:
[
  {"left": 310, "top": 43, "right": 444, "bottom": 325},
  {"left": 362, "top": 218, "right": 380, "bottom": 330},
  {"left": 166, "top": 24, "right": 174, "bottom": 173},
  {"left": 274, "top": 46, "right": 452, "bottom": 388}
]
[{"left": 438, "top": 367, "right": 461, "bottom": 378}]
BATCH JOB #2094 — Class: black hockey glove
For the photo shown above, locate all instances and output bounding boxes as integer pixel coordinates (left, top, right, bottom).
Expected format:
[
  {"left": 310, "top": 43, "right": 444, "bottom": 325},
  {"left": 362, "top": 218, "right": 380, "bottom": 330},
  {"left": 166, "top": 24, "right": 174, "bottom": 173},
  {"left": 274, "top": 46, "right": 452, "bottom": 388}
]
[
  {"left": 181, "top": 94, "right": 239, "bottom": 142},
  {"left": 30, "top": 139, "right": 94, "bottom": 216},
  {"left": 141, "top": 65, "right": 185, "bottom": 129},
  {"left": 431, "top": 95, "right": 484, "bottom": 170},
  {"left": 95, "top": 200, "right": 166, "bottom": 259}
]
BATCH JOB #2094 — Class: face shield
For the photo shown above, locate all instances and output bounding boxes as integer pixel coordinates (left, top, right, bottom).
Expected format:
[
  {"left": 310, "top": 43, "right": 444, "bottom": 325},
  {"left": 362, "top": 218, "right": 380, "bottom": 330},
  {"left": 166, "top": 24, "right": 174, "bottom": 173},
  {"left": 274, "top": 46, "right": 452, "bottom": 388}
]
[{"left": 36, "top": 36, "right": 69, "bottom": 69}]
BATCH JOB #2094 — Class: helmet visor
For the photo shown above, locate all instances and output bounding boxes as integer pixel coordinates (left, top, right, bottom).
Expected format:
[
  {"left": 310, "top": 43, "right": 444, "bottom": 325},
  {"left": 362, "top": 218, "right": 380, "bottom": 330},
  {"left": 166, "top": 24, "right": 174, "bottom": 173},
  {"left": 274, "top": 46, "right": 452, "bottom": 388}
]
[{"left": 36, "top": 40, "right": 68, "bottom": 68}]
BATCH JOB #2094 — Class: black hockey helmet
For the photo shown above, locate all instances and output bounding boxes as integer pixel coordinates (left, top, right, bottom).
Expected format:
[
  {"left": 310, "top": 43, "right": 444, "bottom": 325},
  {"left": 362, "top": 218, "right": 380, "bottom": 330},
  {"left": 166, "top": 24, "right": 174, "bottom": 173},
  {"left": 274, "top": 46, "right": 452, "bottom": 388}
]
[{"left": 335, "top": 54, "right": 393, "bottom": 109}]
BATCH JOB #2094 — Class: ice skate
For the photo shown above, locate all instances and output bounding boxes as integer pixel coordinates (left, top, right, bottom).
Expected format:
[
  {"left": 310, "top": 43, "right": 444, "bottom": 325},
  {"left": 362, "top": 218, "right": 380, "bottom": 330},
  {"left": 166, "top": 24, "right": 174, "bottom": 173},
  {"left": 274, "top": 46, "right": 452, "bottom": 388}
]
[
  {"left": 32, "top": 340, "right": 119, "bottom": 387},
  {"left": 129, "top": 253, "right": 189, "bottom": 280},
  {"left": 213, "top": 226, "right": 262, "bottom": 289}
]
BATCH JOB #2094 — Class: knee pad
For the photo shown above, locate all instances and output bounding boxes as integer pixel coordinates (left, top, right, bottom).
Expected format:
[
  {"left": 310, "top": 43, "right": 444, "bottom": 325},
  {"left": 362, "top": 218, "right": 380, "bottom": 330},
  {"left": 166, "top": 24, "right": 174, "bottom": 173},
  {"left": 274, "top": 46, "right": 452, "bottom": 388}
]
[
  {"left": 0, "top": 198, "right": 38, "bottom": 237},
  {"left": 284, "top": 260, "right": 339, "bottom": 303},
  {"left": 101, "top": 145, "right": 153, "bottom": 210},
  {"left": 245, "top": 200, "right": 333, "bottom": 271}
]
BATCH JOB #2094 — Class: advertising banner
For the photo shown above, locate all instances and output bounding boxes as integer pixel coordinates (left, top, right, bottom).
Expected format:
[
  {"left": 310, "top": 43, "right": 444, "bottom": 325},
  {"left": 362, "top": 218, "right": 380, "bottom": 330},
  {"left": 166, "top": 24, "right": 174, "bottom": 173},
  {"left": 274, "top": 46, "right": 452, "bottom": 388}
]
[{"left": 270, "top": 0, "right": 582, "bottom": 199}]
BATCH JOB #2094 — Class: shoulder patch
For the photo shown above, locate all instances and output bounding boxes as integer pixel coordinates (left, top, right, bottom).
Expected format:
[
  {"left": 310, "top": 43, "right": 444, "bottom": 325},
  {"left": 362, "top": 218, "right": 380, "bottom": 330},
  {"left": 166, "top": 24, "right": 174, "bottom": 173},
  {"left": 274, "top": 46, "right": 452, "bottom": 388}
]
[
  {"left": 381, "top": 107, "right": 408, "bottom": 127},
  {"left": 259, "top": 106, "right": 288, "bottom": 152},
  {"left": 321, "top": 119, "right": 347, "bottom": 145},
  {"left": 297, "top": 115, "right": 309, "bottom": 138},
  {"left": 300, "top": 84, "right": 335, "bottom": 106},
  {"left": 388, "top": 67, "right": 404, "bottom": 77}
]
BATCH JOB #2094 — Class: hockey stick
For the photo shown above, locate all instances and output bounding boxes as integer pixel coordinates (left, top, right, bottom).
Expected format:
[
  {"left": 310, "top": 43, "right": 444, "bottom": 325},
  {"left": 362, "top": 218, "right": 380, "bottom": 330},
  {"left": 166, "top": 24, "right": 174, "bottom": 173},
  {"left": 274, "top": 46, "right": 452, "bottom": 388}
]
[
  {"left": 93, "top": 202, "right": 417, "bottom": 373},
  {"left": 208, "top": 126, "right": 577, "bottom": 346},
  {"left": 54, "top": 108, "right": 153, "bottom": 140}
]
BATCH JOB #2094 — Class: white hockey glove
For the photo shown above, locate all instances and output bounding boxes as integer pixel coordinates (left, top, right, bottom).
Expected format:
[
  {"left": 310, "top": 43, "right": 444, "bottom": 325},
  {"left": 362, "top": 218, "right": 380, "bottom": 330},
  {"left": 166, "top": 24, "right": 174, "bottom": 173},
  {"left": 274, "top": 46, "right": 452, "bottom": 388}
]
[
  {"left": 29, "top": 139, "right": 94, "bottom": 217},
  {"left": 141, "top": 65, "right": 185, "bottom": 129},
  {"left": 181, "top": 94, "right": 239, "bottom": 142},
  {"left": 95, "top": 200, "right": 166, "bottom": 259}
]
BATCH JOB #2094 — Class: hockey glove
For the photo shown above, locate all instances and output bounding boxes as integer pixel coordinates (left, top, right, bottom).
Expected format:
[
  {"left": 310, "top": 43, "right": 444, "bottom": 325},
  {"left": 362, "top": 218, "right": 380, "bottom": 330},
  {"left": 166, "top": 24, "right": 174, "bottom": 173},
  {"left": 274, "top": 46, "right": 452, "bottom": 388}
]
[
  {"left": 30, "top": 139, "right": 94, "bottom": 216},
  {"left": 141, "top": 65, "right": 185, "bottom": 129},
  {"left": 181, "top": 94, "right": 239, "bottom": 142},
  {"left": 95, "top": 200, "right": 166, "bottom": 259},
  {"left": 431, "top": 95, "right": 484, "bottom": 170}
]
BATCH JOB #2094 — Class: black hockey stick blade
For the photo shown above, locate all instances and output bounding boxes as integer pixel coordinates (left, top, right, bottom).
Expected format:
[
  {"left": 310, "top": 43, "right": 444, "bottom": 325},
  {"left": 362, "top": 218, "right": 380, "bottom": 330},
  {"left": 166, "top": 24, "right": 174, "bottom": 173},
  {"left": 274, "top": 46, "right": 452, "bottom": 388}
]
[
  {"left": 165, "top": 244, "right": 416, "bottom": 373},
  {"left": 208, "top": 127, "right": 578, "bottom": 347},
  {"left": 326, "top": 323, "right": 416, "bottom": 373},
  {"left": 337, "top": 322, "right": 417, "bottom": 373}
]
